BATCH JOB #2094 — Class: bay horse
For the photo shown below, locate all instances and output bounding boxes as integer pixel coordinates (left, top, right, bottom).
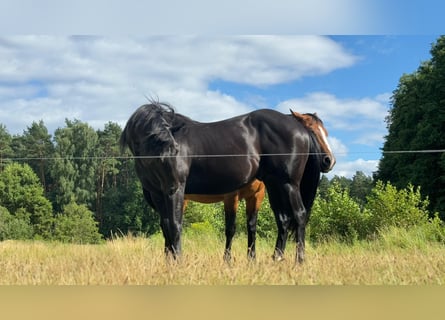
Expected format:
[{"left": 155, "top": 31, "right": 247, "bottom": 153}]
[
  {"left": 184, "top": 179, "right": 265, "bottom": 261},
  {"left": 120, "top": 102, "right": 335, "bottom": 264}
]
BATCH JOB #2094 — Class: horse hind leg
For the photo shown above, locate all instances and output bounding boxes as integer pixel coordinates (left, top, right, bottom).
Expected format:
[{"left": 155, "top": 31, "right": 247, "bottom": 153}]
[
  {"left": 245, "top": 190, "right": 264, "bottom": 260},
  {"left": 266, "top": 183, "right": 290, "bottom": 262},
  {"left": 246, "top": 206, "right": 258, "bottom": 260},
  {"left": 267, "top": 182, "right": 307, "bottom": 264},
  {"left": 285, "top": 184, "right": 307, "bottom": 264}
]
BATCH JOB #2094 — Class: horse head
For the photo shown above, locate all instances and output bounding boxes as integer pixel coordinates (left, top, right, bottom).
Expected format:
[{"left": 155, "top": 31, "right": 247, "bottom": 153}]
[{"left": 290, "top": 110, "right": 336, "bottom": 173}]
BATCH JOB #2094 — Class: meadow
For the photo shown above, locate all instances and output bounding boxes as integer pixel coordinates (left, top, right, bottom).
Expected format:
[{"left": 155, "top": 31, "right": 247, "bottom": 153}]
[{"left": 1, "top": 231, "right": 444, "bottom": 285}]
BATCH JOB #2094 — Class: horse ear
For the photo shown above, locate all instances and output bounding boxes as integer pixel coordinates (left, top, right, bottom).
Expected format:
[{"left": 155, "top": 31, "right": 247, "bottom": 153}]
[
  {"left": 290, "top": 109, "right": 304, "bottom": 121},
  {"left": 290, "top": 109, "right": 311, "bottom": 124}
]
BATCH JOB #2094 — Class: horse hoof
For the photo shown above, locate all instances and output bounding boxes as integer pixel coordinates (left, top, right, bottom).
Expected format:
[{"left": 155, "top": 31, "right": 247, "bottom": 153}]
[{"left": 272, "top": 254, "right": 285, "bottom": 262}]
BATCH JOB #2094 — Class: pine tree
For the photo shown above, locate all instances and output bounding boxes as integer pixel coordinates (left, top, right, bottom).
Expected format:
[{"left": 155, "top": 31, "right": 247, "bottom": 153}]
[{"left": 376, "top": 36, "right": 445, "bottom": 217}]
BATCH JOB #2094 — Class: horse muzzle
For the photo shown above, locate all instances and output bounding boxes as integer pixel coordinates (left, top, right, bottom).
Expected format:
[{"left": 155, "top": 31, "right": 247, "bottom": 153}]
[{"left": 321, "top": 155, "right": 336, "bottom": 173}]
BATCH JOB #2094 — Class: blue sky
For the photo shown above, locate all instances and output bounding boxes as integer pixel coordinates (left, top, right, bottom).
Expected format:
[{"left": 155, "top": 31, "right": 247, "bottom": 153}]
[{"left": 0, "top": 1, "right": 442, "bottom": 179}]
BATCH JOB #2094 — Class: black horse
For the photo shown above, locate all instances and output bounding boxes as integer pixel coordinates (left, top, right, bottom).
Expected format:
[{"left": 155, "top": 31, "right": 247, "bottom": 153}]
[{"left": 120, "top": 102, "right": 335, "bottom": 264}]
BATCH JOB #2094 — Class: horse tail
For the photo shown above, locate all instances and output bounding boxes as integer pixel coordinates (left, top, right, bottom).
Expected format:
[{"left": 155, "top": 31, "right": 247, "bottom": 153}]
[{"left": 120, "top": 101, "right": 179, "bottom": 159}]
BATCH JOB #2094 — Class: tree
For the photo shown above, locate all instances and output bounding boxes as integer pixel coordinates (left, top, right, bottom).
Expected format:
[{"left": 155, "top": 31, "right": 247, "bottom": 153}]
[
  {"left": 0, "top": 206, "right": 34, "bottom": 240},
  {"left": 0, "top": 124, "right": 13, "bottom": 170},
  {"left": 350, "top": 171, "right": 374, "bottom": 207},
  {"left": 317, "top": 175, "right": 330, "bottom": 199},
  {"left": 100, "top": 176, "right": 160, "bottom": 237},
  {"left": 0, "top": 162, "right": 54, "bottom": 238},
  {"left": 50, "top": 119, "right": 99, "bottom": 211},
  {"left": 53, "top": 202, "right": 103, "bottom": 244},
  {"left": 11, "top": 120, "right": 54, "bottom": 192},
  {"left": 376, "top": 36, "right": 445, "bottom": 218},
  {"left": 95, "top": 122, "right": 122, "bottom": 226}
]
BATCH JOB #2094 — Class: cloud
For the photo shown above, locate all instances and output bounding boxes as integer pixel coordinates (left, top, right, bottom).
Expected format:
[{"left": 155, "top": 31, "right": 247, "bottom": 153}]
[
  {"left": 326, "top": 158, "right": 379, "bottom": 179},
  {"left": 276, "top": 91, "right": 389, "bottom": 152},
  {"left": 0, "top": 35, "right": 358, "bottom": 134},
  {"left": 277, "top": 92, "right": 389, "bottom": 127}
]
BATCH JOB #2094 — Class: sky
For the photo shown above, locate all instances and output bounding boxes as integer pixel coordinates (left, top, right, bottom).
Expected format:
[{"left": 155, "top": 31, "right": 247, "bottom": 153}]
[{"left": 0, "top": 1, "right": 442, "bottom": 179}]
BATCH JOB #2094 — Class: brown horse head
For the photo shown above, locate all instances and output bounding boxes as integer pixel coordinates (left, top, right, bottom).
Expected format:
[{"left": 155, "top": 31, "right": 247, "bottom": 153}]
[{"left": 290, "top": 110, "right": 336, "bottom": 173}]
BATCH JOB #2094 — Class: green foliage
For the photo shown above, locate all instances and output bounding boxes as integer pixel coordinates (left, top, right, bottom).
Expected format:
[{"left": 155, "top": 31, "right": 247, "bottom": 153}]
[
  {"left": 255, "top": 196, "right": 276, "bottom": 240},
  {"left": 11, "top": 120, "right": 54, "bottom": 192},
  {"left": 53, "top": 202, "right": 103, "bottom": 244},
  {"left": 183, "top": 195, "right": 277, "bottom": 241},
  {"left": 183, "top": 201, "right": 225, "bottom": 237},
  {"left": 350, "top": 171, "right": 374, "bottom": 206},
  {"left": 95, "top": 122, "right": 123, "bottom": 225},
  {"left": 101, "top": 178, "right": 160, "bottom": 237},
  {"left": 377, "top": 36, "right": 445, "bottom": 217},
  {"left": 0, "top": 124, "right": 13, "bottom": 169},
  {"left": 0, "top": 206, "right": 33, "bottom": 240},
  {"left": 365, "top": 181, "right": 430, "bottom": 230},
  {"left": 185, "top": 221, "right": 218, "bottom": 237},
  {"left": 309, "top": 181, "right": 372, "bottom": 243},
  {"left": 0, "top": 162, "right": 54, "bottom": 238},
  {"left": 50, "top": 119, "right": 99, "bottom": 210},
  {"left": 309, "top": 179, "right": 445, "bottom": 245}
]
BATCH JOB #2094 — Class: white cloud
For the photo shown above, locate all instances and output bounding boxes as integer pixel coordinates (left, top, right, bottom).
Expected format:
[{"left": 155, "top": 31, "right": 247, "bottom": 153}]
[
  {"left": 277, "top": 92, "right": 389, "bottom": 126},
  {"left": 328, "top": 136, "right": 349, "bottom": 157},
  {"left": 0, "top": 35, "right": 358, "bottom": 134},
  {"left": 326, "top": 158, "right": 379, "bottom": 179},
  {"left": 276, "top": 92, "right": 389, "bottom": 150},
  {"left": 277, "top": 92, "right": 390, "bottom": 178}
]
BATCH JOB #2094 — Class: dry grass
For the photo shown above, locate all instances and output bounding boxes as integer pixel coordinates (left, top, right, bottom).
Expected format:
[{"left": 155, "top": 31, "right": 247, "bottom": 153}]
[{"left": 1, "top": 233, "right": 444, "bottom": 285}]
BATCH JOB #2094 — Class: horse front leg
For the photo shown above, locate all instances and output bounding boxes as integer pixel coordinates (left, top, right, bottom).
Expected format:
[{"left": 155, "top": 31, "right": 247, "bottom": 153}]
[
  {"left": 223, "top": 196, "right": 238, "bottom": 263},
  {"left": 158, "top": 186, "right": 185, "bottom": 260}
]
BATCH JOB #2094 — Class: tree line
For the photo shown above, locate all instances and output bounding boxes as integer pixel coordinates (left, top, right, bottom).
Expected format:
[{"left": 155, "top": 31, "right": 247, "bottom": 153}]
[
  {"left": 0, "top": 120, "right": 159, "bottom": 242},
  {"left": 0, "top": 117, "right": 384, "bottom": 243},
  {"left": 1, "top": 35, "right": 444, "bottom": 243},
  {"left": 376, "top": 35, "right": 445, "bottom": 218},
  {"left": 1, "top": 114, "right": 442, "bottom": 245}
]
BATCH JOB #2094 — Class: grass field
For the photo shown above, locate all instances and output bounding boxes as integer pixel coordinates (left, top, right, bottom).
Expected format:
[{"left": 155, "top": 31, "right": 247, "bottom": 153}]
[{"left": 1, "top": 232, "right": 444, "bottom": 285}]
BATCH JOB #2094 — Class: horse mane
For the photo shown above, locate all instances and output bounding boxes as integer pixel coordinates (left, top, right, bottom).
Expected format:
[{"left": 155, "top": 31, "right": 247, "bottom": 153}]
[{"left": 120, "top": 101, "right": 180, "bottom": 159}]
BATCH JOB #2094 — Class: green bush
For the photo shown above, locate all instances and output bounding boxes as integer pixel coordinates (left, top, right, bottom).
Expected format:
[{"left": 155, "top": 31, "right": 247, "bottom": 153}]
[
  {"left": 255, "top": 197, "right": 277, "bottom": 240},
  {"left": 365, "top": 181, "right": 430, "bottom": 230},
  {"left": 53, "top": 202, "right": 103, "bottom": 244},
  {"left": 183, "top": 201, "right": 225, "bottom": 236},
  {"left": 309, "top": 181, "right": 372, "bottom": 243},
  {"left": 0, "top": 162, "right": 54, "bottom": 238},
  {"left": 185, "top": 221, "right": 217, "bottom": 237},
  {"left": 0, "top": 206, "right": 33, "bottom": 240},
  {"left": 183, "top": 197, "right": 277, "bottom": 241}
]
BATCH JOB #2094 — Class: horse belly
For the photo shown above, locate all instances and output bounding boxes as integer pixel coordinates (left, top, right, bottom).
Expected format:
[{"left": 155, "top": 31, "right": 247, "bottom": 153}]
[{"left": 185, "top": 157, "right": 257, "bottom": 195}]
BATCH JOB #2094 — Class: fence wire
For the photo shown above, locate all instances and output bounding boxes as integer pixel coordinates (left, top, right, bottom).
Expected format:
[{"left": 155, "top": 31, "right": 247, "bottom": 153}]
[{"left": 1, "top": 149, "right": 445, "bottom": 163}]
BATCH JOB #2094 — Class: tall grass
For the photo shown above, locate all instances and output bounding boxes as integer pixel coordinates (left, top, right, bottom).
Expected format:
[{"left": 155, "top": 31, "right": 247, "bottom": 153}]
[{"left": 1, "top": 229, "right": 444, "bottom": 285}]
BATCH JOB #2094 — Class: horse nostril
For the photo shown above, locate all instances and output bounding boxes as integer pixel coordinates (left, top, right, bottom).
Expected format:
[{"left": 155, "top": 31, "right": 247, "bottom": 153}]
[{"left": 323, "top": 156, "right": 331, "bottom": 167}]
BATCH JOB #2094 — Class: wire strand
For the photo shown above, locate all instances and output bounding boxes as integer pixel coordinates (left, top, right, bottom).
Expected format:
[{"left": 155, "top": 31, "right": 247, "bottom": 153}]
[{"left": 1, "top": 149, "right": 445, "bottom": 162}]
